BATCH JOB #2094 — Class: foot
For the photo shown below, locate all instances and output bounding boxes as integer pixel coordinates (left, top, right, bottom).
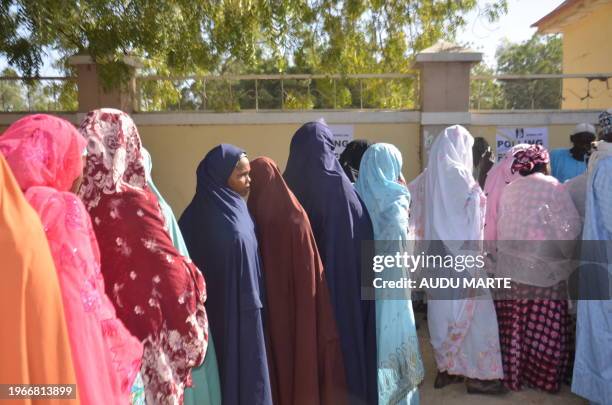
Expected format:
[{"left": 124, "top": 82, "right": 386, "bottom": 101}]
[
  {"left": 434, "top": 371, "right": 464, "bottom": 389},
  {"left": 465, "top": 378, "right": 509, "bottom": 395}
]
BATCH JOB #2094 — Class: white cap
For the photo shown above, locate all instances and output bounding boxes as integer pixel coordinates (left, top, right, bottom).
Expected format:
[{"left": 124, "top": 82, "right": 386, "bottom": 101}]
[{"left": 573, "top": 123, "right": 596, "bottom": 135}]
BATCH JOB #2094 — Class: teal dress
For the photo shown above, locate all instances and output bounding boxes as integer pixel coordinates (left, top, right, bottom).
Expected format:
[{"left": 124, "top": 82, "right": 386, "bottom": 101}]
[
  {"left": 142, "top": 148, "right": 222, "bottom": 405},
  {"left": 355, "top": 143, "right": 425, "bottom": 405}
]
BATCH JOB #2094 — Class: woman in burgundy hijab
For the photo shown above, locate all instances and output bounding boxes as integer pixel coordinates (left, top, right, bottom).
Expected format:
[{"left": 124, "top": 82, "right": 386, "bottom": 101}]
[
  {"left": 247, "top": 157, "right": 347, "bottom": 405},
  {"left": 78, "top": 108, "right": 208, "bottom": 404}
]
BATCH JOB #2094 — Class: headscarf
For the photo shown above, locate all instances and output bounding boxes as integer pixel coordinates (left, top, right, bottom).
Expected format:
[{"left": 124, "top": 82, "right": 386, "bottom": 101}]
[
  {"left": 483, "top": 143, "right": 529, "bottom": 241},
  {"left": 510, "top": 144, "right": 550, "bottom": 175},
  {"left": 355, "top": 143, "right": 409, "bottom": 241},
  {"left": 247, "top": 156, "right": 347, "bottom": 405},
  {"left": 0, "top": 154, "right": 79, "bottom": 404},
  {"left": 141, "top": 147, "right": 223, "bottom": 405},
  {"left": 496, "top": 170, "right": 581, "bottom": 287},
  {"left": 354, "top": 144, "right": 424, "bottom": 403},
  {"left": 424, "top": 125, "right": 482, "bottom": 242},
  {"left": 598, "top": 108, "right": 612, "bottom": 136},
  {"left": 79, "top": 109, "right": 208, "bottom": 405},
  {"left": 339, "top": 139, "right": 371, "bottom": 182},
  {"left": 1, "top": 114, "right": 143, "bottom": 405},
  {"left": 179, "top": 144, "right": 273, "bottom": 405},
  {"left": 0, "top": 114, "right": 86, "bottom": 191},
  {"left": 78, "top": 108, "right": 147, "bottom": 210},
  {"left": 284, "top": 122, "right": 377, "bottom": 405},
  {"left": 423, "top": 125, "right": 504, "bottom": 381}
]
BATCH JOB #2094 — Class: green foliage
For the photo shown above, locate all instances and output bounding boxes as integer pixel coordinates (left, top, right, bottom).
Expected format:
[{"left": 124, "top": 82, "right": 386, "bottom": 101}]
[
  {"left": 495, "top": 34, "right": 562, "bottom": 109},
  {"left": 1, "top": 0, "right": 508, "bottom": 111}
]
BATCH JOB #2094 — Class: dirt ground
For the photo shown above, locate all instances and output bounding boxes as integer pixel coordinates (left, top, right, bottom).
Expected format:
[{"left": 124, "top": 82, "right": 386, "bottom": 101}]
[{"left": 414, "top": 312, "right": 587, "bottom": 405}]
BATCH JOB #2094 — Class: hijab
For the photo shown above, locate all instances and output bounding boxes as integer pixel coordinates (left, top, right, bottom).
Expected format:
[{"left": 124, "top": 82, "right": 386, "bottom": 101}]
[
  {"left": 179, "top": 144, "right": 273, "bottom": 405},
  {"left": 284, "top": 122, "right": 377, "bottom": 405},
  {"left": 248, "top": 156, "right": 347, "bottom": 405},
  {"left": 79, "top": 108, "right": 208, "bottom": 404},
  {"left": 0, "top": 114, "right": 143, "bottom": 404},
  {"left": 0, "top": 154, "right": 79, "bottom": 403},
  {"left": 339, "top": 139, "right": 371, "bottom": 182}
]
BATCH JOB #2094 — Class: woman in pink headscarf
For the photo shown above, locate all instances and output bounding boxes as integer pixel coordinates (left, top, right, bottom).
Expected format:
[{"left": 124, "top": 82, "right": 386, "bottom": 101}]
[
  {"left": 0, "top": 114, "right": 143, "bottom": 404},
  {"left": 78, "top": 108, "right": 208, "bottom": 405},
  {"left": 495, "top": 145, "right": 581, "bottom": 393}
]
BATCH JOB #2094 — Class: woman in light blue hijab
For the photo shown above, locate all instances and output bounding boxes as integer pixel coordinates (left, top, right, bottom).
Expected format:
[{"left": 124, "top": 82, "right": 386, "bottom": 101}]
[
  {"left": 141, "top": 148, "right": 222, "bottom": 405},
  {"left": 355, "top": 143, "right": 424, "bottom": 405}
]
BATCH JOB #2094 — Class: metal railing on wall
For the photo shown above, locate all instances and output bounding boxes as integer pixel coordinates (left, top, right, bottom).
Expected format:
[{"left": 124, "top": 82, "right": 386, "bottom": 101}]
[
  {"left": 135, "top": 73, "right": 420, "bottom": 112},
  {"left": 470, "top": 72, "right": 612, "bottom": 111},
  {"left": 0, "top": 76, "right": 77, "bottom": 112}
]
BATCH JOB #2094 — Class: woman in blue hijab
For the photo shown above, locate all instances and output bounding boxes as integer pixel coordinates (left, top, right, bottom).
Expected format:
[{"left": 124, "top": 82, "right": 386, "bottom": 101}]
[
  {"left": 179, "top": 144, "right": 272, "bottom": 405},
  {"left": 284, "top": 122, "right": 377, "bottom": 405},
  {"left": 141, "top": 147, "right": 222, "bottom": 405},
  {"left": 355, "top": 143, "right": 424, "bottom": 404}
]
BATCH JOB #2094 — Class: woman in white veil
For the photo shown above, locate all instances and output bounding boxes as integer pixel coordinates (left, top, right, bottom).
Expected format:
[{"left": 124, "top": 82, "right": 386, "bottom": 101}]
[{"left": 423, "top": 125, "right": 505, "bottom": 394}]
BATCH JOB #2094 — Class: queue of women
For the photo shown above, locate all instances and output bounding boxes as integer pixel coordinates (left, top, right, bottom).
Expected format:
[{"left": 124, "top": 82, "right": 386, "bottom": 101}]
[{"left": 1, "top": 107, "right": 611, "bottom": 405}]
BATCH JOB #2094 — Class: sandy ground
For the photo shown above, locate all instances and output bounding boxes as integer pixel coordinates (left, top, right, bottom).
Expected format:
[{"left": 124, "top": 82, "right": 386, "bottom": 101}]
[{"left": 414, "top": 312, "right": 587, "bottom": 405}]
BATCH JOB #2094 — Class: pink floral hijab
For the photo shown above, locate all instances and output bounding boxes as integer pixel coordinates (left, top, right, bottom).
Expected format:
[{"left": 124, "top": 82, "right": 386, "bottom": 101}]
[
  {"left": 78, "top": 108, "right": 147, "bottom": 209},
  {"left": 0, "top": 114, "right": 143, "bottom": 405},
  {"left": 0, "top": 114, "right": 86, "bottom": 192}
]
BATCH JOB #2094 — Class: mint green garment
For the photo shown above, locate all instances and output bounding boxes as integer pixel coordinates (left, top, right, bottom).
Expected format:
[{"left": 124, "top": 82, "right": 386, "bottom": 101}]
[
  {"left": 355, "top": 143, "right": 424, "bottom": 405},
  {"left": 142, "top": 148, "right": 222, "bottom": 405}
]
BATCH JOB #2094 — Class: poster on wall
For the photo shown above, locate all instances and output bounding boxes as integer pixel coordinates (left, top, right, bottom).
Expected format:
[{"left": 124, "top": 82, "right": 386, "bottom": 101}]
[
  {"left": 328, "top": 124, "right": 355, "bottom": 158},
  {"left": 495, "top": 127, "right": 548, "bottom": 162}
]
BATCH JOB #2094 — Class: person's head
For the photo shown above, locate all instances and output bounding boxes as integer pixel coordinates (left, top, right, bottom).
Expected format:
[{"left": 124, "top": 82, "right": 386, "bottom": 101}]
[
  {"left": 78, "top": 108, "right": 147, "bottom": 208},
  {"left": 472, "top": 137, "right": 490, "bottom": 168},
  {"left": 598, "top": 109, "right": 612, "bottom": 142},
  {"left": 511, "top": 144, "right": 550, "bottom": 177},
  {"left": 0, "top": 114, "right": 86, "bottom": 193},
  {"left": 339, "top": 139, "right": 371, "bottom": 182},
  {"left": 570, "top": 123, "right": 596, "bottom": 151},
  {"left": 227, "top": 154, "right": 251, "bottom": 198}
]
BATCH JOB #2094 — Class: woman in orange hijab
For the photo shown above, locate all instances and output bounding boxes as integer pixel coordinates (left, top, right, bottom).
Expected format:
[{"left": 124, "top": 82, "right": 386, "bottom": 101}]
[
  {"left": 0, "top": 153, "right": 78, "bottom": 404},
  {"left": 0, "top": 114, "right": 143, "bottom": 404}
]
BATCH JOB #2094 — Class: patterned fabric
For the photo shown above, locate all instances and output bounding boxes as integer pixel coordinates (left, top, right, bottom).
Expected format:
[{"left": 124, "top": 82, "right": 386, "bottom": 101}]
[
  {"left": 496, "top": 173, "right": 582, "bottom": 287},
  {"left": 79, "top": 109, "right": 147, "bottom": 210},
  {"left": 0, "top": 114, "right": 143, "bottom": 405},
  {"left": 423, "top": 125, "right": 504, "bottom": 381},
  {"left": 599, "top": 109, "right": 612, "bottom": 136},
  {"left": 511, "top": 144, "right": 550, "bottom": 175},
  {"left": 141, "top": 147, "right": 222, "bottom": 405},
  {"left": 0, "top": 114, "right": 86, "bottom": 191},
  {"left": 79, "top": 108, "right": 208, "bottom": 405},
  {"left": 495, "top": 282, "right": 573, "bottom": 393}
]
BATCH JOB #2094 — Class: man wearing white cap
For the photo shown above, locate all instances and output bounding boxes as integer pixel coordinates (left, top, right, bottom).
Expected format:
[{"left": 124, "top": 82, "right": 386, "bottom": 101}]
[{"left": 550, "top": 123, "right": 596, "bottom": 183}]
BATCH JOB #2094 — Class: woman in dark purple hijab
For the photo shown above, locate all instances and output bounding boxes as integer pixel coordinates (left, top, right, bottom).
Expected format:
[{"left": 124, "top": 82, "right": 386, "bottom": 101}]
[
  {"left": 179, "top": 144, "right": 272, "bottom": 405},
  {"left": 284, "top": 122, "right": 377, "bottom": 405}
]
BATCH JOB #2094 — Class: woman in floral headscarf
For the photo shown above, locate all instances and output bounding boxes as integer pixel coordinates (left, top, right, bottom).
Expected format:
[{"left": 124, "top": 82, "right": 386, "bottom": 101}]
[
  {"left": 78, "top": 108, "right": 208, "bottom": 405},
  {"left": 0, "top": 114, "right": 143, "bottom": 404},
  {"left": 495, "top": 144, "right": 581, "bottom": 393}
]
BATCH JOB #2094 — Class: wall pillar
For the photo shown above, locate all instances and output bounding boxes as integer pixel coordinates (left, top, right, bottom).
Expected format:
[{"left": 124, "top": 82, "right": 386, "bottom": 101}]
[
  {"left": 415, "top": 41, "right": 482, "bottom": 167},
  {"left": 69, "top": 55, "right": 142, "bottom": 113}
]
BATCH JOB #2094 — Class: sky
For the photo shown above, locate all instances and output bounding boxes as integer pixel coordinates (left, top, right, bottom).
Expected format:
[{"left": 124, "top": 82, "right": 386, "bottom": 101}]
[
  {"left": 0, "top": 0, "right": 566, "bottom": 76},
  {"left": 456, "top": 0, "right": 566, "bottom": 66}
]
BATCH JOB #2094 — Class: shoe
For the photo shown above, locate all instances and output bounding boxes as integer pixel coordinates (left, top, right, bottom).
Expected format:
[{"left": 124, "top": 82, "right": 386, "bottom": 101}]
[
  {"left": 434, "top": 371, "right": 464, "bottom": 389},
  {"left": 465, "top": 378, "right": 509, "bottom": 395}
]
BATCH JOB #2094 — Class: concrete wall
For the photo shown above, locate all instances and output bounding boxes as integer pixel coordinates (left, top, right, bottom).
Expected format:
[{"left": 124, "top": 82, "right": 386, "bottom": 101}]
[
  {"left": 561, "top": 2, "right": 612, "bottom": 109},
  {"left": 136, "top": 113, "right": 421, "bottom": 215},
  {"left": 0, "top": 109, "right": 600, "bottom": 219}
]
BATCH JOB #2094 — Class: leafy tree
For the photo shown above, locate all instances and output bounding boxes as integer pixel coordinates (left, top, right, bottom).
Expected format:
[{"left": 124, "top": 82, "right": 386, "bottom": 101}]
[
  {"left": 495, "top": 34, "right": 562, "bottom": 109},
  {"left": 1, "top": 0, "right": 508, "bottom": 111},
  {"left": 0, "top": 67, "right": 25, "bottom": 111}
]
